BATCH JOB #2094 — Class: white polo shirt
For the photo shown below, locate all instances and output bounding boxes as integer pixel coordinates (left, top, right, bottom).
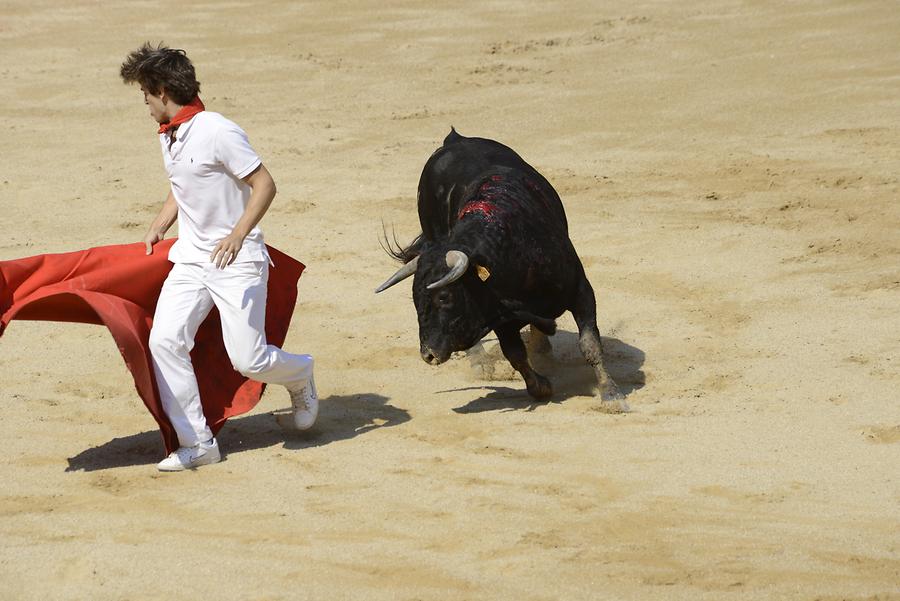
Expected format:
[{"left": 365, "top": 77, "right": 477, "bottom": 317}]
[{"left": 160, "top": 111, "right": 269, "bottom": 264}]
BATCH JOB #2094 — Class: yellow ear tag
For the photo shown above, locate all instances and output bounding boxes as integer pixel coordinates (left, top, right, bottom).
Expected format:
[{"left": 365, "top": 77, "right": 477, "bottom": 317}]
[{"left": 476, "top": 265, "right": 491, "bottom": 282}]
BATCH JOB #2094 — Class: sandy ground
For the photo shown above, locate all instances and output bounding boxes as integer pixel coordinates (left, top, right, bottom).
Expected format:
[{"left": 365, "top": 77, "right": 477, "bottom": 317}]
[{"left": 1, "top": 1, "right": 899, "bottom": 599}]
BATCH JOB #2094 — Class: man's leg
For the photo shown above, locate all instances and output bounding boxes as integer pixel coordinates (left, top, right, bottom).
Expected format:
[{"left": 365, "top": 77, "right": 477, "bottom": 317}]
[
  {"left": 149, "top": 262, "right": 216, "bottom": 447},
  {"left": 208, "top": 261, "right": 314, "bottom": 386},
  {"left": 207, "top": 261, "right": 317, "bottom": 429}
]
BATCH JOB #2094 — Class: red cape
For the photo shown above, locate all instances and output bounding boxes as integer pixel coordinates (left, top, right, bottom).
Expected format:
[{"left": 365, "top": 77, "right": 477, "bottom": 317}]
[{"left": 0, "top": 240, "right": 304, "bottom": 454}]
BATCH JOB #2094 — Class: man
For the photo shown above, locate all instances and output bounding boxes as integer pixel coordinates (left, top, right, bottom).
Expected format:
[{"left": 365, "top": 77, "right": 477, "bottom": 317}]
[{"left": 120, "top": 43, "right": 318, "bottom": 471}]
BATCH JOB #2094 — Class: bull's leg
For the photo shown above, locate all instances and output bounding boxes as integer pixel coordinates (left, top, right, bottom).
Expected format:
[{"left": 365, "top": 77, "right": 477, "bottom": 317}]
[
  {"left": 495, "top": 323, "right": 552, "bottom": 399},
  {"left": 571, "top": 277, "right": 629, "bottom": 412},
  {"left": 525, "top": 324, "right": 553, "bottom": 356}
]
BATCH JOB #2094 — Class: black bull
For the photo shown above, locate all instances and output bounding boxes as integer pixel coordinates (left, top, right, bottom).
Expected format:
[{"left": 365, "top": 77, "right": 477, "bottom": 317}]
[{"left": 376, "top": 129, "right": 626, "bottom": 408}]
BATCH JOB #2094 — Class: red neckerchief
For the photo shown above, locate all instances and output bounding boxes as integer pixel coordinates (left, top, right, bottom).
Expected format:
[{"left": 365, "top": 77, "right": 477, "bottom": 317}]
[{"left": 158, "top": 96, "right": 205, "bottom": 135}]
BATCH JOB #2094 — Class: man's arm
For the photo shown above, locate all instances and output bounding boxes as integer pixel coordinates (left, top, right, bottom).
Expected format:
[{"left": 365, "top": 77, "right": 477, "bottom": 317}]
[
  {"left": 144, "top": 190, "right": 178, "bottom": 255},
  {"left": 210, "top": 164, "right": 277, "bottom": 268}
]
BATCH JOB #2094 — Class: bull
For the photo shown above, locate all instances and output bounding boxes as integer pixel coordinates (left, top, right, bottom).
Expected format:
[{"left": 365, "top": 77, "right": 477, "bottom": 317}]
[{"left": 377, "top": 128, "right": 626, "bottom": 410}]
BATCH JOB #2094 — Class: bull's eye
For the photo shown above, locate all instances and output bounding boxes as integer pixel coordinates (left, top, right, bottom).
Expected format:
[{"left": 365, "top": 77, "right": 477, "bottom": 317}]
[{"left": 436, "top": 290, "right": 452, "bottom": 308}]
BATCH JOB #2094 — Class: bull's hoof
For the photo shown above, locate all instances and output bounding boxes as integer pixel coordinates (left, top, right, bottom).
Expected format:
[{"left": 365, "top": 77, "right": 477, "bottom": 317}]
[
  {"left": 596, "top": 398, "right": 630, "bottom": 414},
  {"left": 526, "top": 374, "right": 553, "bottom": 400},
  {"left": 597, "top": 385, "right": 629, "bottom": 413}
]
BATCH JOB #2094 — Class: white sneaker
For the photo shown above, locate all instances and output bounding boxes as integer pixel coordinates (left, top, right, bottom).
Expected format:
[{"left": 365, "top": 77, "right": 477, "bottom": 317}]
[
  {"left": 157, "top": 438, "right": 221, "bottom": 472},
  {"left": 288, "top": 376, "right": 319, "bottom": 430}
]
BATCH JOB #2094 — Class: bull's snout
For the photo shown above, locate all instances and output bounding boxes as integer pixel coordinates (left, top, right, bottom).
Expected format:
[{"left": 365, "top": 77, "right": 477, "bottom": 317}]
[{"left": 420, "top": 346, "right": 446, "bottom": 365}]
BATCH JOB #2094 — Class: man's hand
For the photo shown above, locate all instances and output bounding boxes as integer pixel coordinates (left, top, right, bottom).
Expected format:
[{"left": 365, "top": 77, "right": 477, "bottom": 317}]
[
  {"left": 145, "top": 190, "right": 178, "bottom": 255},
  {"left": 144, "top": 229, "right": 165, "bottom": 255},
  {"left": 210, "top": 230, "right": 247, "bottom": 268}
]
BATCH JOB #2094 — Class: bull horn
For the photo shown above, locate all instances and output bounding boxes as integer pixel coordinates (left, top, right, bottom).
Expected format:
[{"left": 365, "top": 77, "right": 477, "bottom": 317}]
[
  {"left": 427, "top": 250, "right": 470, "bottom": 290},
  {"left": 375, "top": 256, "right": 419, "bottom": 293}
]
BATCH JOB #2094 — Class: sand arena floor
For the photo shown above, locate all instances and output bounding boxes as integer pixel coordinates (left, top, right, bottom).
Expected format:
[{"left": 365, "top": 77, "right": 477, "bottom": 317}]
[{"left": 1, "top": 1, "right": 898, "bottom": 599}]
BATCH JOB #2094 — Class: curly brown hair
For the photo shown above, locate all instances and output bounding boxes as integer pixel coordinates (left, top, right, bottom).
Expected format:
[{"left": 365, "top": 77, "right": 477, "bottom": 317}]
[{"left": 120, "top": 42, "right": 200, "bottom": 105}]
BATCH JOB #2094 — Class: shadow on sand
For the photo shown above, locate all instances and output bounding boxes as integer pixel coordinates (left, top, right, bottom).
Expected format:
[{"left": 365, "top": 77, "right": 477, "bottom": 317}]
[
  {"left": 450, "top": 334, "right": 645, "bottom": 414},
  {"left": 66, "top": 393, "right": 409, "bottom": 472}
]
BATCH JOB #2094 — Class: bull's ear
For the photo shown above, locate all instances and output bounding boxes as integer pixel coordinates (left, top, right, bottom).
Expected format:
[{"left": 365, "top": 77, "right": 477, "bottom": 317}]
[{"left": 475, "top": 264, "right": 491, "bottom": 282}]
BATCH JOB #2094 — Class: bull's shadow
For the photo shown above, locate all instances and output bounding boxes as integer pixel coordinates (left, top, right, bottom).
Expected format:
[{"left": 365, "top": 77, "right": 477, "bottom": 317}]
[
  {"left": 66, "top": 393, "right": 408, "bottom": 472},
  {"left": 450, "top": 333, "right": 645, "bottom": 413}
]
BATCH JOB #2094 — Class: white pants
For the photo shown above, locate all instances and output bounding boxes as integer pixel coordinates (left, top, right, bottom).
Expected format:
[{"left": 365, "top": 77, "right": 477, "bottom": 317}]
[{"left": 149, "top": 261, "right": 313, "bottom": 447}]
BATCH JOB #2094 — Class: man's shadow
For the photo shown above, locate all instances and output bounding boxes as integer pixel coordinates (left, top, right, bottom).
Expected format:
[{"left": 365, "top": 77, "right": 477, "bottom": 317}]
[
  {"left": 66, "top": 393, "right": 408, "bottom": 472},
  {"left": 451, "top": 333, "right": 645, "bottom": 413}
]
